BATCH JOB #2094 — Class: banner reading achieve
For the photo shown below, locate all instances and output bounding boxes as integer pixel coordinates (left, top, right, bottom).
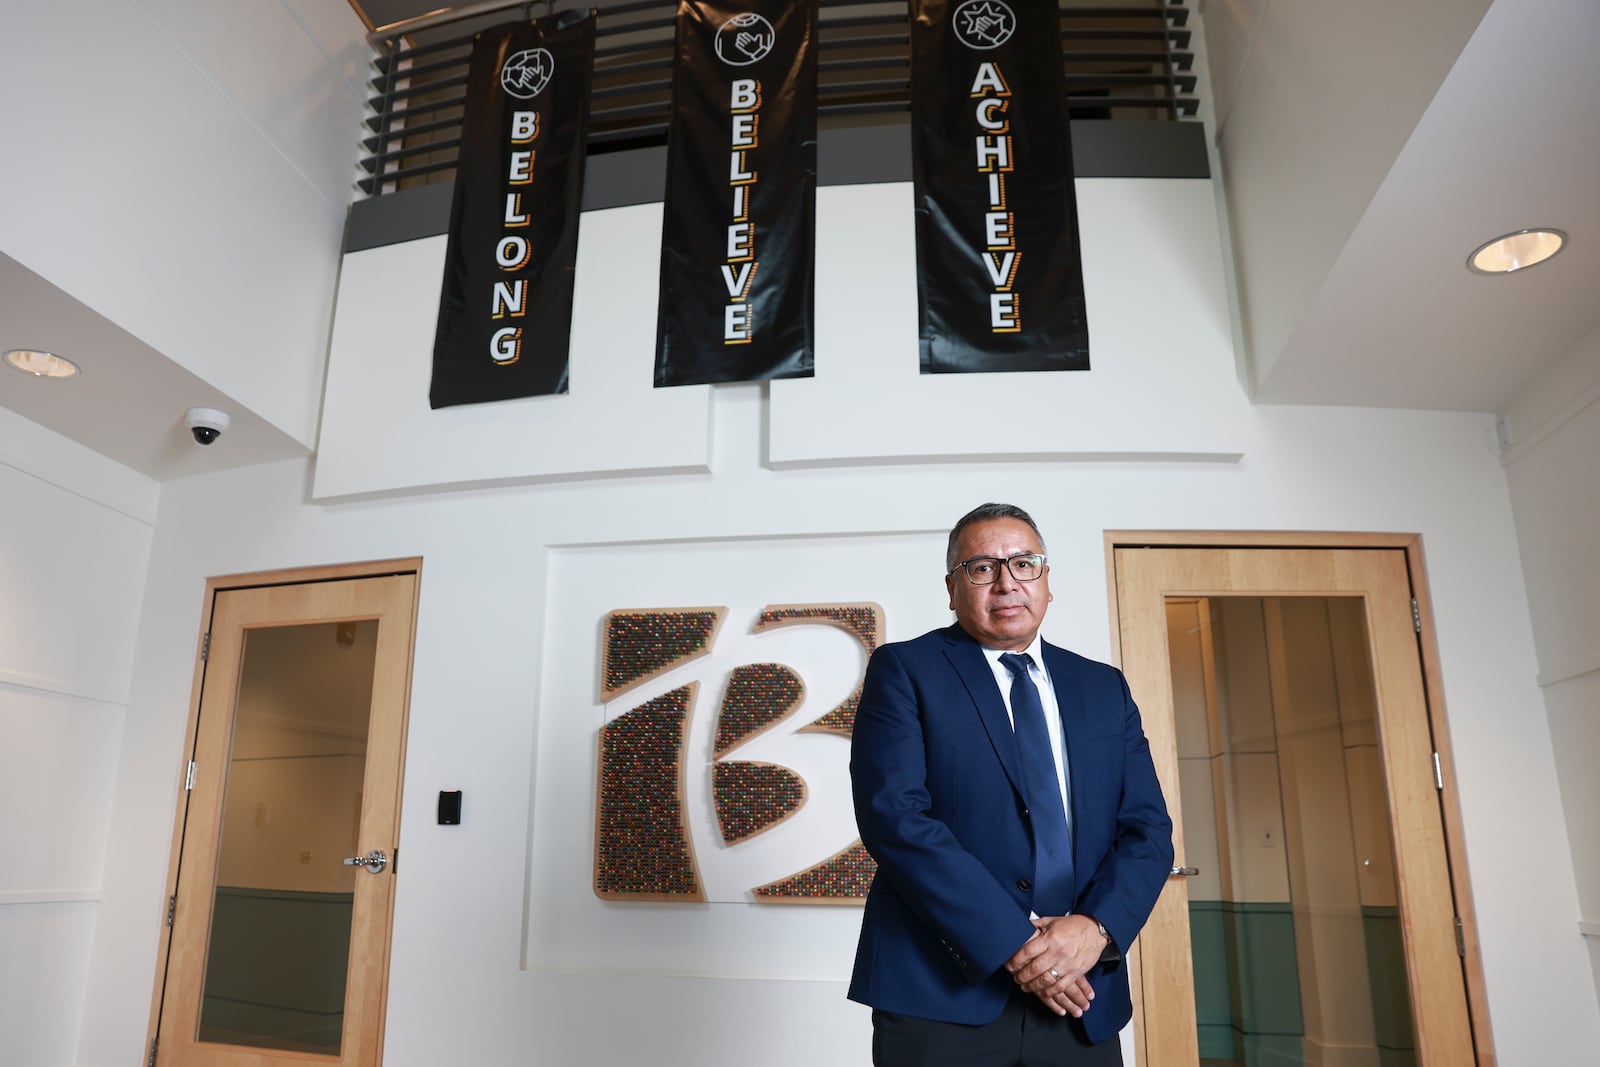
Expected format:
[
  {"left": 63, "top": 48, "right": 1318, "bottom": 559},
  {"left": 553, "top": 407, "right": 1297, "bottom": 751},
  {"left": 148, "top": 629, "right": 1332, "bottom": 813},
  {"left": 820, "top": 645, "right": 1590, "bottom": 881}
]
[{"left": 910, "top": 0, "right": 1090, "bottom": 374}]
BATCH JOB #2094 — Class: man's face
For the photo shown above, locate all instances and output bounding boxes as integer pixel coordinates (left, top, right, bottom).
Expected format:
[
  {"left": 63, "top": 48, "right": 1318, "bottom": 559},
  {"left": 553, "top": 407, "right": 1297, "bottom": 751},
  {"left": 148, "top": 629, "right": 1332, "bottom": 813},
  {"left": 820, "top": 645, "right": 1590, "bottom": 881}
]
[{"left": 945, "top": 517, "right": 1052, "bottom": 651}]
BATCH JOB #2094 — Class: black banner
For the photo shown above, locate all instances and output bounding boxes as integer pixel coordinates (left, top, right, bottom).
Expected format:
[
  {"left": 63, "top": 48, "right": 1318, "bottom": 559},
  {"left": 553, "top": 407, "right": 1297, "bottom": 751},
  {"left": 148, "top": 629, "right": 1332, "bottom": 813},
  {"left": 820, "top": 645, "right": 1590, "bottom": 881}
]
[
  {"left": 910, "top": 0, "right": 1090, "bottom": 373},
  {"left": 430, "top": 13, "right": 595, "bottom": 408},
  {"left": 654, "top": 1, "right": 817, "bottom": 388}
]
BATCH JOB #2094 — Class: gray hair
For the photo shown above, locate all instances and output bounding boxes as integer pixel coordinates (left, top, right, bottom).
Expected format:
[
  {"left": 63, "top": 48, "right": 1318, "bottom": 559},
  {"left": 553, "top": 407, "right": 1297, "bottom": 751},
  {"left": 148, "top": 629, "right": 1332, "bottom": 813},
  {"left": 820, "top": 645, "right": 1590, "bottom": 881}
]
[{"left": 945, "top": 503, "right": 1047, "bottom": 573}]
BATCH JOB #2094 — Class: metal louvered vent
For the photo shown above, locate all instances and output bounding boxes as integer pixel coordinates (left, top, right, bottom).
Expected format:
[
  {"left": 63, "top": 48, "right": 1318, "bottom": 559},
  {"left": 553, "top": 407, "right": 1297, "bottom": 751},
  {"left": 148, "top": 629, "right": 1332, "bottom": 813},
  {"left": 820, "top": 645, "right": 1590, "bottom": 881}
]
[{"left": 359, "top": 0, "right": 1197, "bottom": 198}]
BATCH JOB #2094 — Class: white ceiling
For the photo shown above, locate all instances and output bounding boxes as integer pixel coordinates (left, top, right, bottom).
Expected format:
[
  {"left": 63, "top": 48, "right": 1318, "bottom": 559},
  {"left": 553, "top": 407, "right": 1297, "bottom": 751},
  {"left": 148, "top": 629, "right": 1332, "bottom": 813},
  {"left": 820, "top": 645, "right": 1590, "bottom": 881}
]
[
  {"left": 0, "top": 0, "right": 1591, "bottom": 482},
  {"left": 1243, "top": 0, "right": 1600, "bottom": 413},
  {"left": 0, "top": 254, "right": 311, "bottom": 482}
]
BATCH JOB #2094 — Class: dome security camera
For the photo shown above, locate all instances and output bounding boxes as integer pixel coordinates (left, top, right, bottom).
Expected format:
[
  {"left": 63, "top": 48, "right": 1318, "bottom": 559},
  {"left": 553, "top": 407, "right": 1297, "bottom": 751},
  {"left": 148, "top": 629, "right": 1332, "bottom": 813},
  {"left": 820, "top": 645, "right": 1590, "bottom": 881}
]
[{"left": 186, "top": 406, "right": 231, "bottom": 446}]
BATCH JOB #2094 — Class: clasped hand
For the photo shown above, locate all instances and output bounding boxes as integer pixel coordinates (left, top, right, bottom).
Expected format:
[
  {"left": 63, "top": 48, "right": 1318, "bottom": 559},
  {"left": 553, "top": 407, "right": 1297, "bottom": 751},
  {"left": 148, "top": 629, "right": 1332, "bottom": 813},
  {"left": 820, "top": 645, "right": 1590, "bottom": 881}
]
[{"left": 1003, "top": 914, "right": 1106, "bottom": 1018}]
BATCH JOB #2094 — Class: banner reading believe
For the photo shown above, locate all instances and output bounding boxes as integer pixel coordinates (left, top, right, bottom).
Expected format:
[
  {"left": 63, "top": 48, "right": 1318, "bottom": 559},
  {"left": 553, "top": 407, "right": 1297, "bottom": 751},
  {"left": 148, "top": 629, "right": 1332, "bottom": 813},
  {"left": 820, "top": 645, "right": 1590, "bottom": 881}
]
[
  {"left": 910, "top": 0, "right": 1090, "bottom": 373},
  {"left": 430, "top": 13, "right": 595, "bottom": 408},
  {"left": 654, "top": 0, "right": 817, "bottom": 388}
]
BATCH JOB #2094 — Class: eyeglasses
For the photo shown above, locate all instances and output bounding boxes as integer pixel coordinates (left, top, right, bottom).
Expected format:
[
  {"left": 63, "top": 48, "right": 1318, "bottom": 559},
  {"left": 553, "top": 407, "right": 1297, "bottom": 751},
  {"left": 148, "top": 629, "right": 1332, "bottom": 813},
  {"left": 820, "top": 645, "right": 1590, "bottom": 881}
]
[{"left": 951, "top": 553, "right": 1047, "bottom": 585}]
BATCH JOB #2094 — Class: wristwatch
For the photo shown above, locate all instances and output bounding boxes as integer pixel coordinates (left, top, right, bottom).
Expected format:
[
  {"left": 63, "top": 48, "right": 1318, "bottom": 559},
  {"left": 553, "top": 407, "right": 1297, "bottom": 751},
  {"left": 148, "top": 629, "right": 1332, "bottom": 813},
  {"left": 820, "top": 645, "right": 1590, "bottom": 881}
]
[{"left": 1089, "top": 916, "right": 1119, "bottom": 962}]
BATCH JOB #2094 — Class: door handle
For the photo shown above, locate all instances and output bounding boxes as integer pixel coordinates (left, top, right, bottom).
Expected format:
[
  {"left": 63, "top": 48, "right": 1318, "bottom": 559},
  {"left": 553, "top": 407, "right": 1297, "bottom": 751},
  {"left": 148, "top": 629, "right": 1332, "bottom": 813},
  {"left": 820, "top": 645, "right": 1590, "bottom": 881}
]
[
  {"left": 1170, "top": 865, "right": 1200, "bottom": 877},
  {"left": 342, "top": 849, "right": 389, "bottom": 874}
]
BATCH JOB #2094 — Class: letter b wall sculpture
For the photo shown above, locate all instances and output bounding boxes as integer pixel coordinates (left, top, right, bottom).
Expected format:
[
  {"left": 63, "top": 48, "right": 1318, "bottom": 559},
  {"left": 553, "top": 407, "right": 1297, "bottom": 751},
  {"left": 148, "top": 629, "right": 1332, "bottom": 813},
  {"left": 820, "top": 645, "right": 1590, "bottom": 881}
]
[{"left": 594, "top": 603, "right": 881, "bottom": 903}]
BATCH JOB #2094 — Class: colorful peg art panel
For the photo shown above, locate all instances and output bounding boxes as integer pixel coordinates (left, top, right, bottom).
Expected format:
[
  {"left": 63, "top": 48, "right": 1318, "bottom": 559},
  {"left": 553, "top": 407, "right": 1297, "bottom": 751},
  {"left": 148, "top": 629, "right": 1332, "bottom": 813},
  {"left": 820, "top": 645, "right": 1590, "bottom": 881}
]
[{"left": 593, "top": 603, "right": 883, "bottom": 902}]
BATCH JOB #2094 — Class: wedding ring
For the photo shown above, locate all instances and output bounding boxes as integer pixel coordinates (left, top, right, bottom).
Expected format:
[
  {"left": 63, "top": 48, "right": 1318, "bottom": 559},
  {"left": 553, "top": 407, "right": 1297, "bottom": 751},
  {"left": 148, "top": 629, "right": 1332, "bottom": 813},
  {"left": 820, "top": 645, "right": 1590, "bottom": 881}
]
[{"left": 1049, "top": 968, "right": 1061, "bottom": 980}]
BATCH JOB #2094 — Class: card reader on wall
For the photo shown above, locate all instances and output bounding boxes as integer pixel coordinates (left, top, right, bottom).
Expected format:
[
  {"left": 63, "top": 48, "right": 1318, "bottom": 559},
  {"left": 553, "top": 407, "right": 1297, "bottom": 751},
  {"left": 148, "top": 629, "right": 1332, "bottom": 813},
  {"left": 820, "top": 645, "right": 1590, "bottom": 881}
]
[{"left": 438, "top": 790, "right": 462, "bottom": 825}]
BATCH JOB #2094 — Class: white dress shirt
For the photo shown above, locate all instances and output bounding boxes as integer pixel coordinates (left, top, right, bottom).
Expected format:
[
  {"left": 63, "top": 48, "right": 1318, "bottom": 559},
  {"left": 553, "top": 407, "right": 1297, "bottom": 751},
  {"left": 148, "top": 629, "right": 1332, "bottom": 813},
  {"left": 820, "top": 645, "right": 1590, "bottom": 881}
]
[{"left": 980, "top": 636, "right": 1072, "bottom": 840}]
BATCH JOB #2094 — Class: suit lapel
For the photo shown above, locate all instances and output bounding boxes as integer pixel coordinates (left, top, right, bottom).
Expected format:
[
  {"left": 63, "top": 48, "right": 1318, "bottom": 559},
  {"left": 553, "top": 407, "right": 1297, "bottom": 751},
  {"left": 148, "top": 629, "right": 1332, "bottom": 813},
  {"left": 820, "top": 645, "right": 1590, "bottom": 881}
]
[{"left": 941, "top": 626, "right": 1026, "bottom": 797}]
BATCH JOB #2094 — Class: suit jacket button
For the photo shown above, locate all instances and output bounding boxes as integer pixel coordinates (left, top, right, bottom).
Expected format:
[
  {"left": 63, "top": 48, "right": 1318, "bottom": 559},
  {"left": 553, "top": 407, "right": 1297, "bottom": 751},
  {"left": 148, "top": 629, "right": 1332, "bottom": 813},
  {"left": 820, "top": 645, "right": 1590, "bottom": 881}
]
[{"left": 1018, "top": 879, "right": 1033, "bottom": 892}]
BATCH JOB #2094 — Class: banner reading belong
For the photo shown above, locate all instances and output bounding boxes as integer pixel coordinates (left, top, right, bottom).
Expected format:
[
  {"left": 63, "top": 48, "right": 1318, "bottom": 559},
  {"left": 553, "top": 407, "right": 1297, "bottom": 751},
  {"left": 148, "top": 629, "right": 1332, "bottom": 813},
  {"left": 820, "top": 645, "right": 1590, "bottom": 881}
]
[
  {"left": 654, "top": 1, "right": 817, "bottom": 388},
  {"left": 910, "top": 0, "right": 1090, "bottom": 373},
  {"left": 430, "top": 13, "right": 595, "bottom": 408}
]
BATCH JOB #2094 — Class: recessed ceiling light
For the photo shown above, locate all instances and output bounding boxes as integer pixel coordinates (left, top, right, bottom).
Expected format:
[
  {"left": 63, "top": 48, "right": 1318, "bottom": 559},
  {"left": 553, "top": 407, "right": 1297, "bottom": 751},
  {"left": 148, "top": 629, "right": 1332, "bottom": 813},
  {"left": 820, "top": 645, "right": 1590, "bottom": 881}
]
[
  {"left": 1468, "top": 228, "right": 1567, "bottom": 274},
  {"left": 5, "top": 348, "right": 81, "bottom": 378}
]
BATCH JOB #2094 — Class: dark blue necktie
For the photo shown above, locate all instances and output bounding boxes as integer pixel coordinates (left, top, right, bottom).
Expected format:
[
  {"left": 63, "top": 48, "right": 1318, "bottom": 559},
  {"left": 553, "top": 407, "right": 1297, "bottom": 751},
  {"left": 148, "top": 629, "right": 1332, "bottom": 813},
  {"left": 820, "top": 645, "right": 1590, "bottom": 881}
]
[{"left": 1001, "top": 652, "right": 1076, "bottom": 914}]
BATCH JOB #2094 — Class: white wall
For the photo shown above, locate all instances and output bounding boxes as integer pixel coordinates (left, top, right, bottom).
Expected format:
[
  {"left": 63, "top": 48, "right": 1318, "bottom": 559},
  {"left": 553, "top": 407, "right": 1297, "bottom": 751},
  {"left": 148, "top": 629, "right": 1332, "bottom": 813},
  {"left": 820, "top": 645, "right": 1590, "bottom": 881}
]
[
  {"left": 69, "top": 173, "right": 1600, "bottom": 1066},
  {"left": 0, "top": 408, "right": 156, "bottom": 1067},
  {"left": 316, "top": 180, "right": 1249, "bottom": 499},
  {"left": 1502, "top": 320, "right": 1600, "bottom": 1009},
  {"left": 84, "top": 402, "right": 1597, "bottom": 1067},
  {"left": 0, "top": 0, "right": 370, "bottom": 448}
]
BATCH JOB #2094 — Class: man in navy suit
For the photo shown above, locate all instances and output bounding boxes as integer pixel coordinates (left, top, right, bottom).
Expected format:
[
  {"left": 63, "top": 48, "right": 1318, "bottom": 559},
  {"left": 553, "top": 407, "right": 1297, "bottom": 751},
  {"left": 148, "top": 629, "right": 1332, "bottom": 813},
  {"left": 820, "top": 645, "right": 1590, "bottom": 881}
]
[{"left": 850, "top": 503, "right": 1173, "bottom": 1066}]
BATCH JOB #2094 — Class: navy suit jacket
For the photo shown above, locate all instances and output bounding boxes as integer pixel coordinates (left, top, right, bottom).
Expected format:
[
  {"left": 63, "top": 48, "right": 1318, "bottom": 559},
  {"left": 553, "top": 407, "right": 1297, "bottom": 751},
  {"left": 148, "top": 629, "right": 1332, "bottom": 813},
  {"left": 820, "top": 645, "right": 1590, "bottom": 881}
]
[{"left": 848, "top": 624, "right": 1174, "bottom": 1044}]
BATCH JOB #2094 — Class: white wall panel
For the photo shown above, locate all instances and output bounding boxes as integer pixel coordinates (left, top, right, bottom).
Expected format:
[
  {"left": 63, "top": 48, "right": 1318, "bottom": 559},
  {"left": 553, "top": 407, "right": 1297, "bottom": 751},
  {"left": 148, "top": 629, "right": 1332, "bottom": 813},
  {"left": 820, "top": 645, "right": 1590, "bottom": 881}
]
[
  {"left": 1221, "top": 751, "right": 1290, "bottom": 904},
  {"left": 318, "top": 178, "right": 1247, "bottom": 497},
  {"left": 1502, "top": 318, "right": 1600, "bottom": 460},
  {"left": 1504, "top": 327, "right": 1600, "bottom": 1014},
  {"left": 0, "top": 902, "right": 98, "bottom": 1067},
  {"left": 1169, "top": 600, "right": 1225, "bottom": 901},
  {"left": 1505, "top": 387, "right": 1600, "bottom": 686},
  {"left": 1168, "top": 600, "right": 1214, "bottom": 760},
  {"left": 0, "top": 459, "right": 153, "bottom": 702},
  {"left": 770, "top": 181, "right": 1249, "bottom": 465},
  {"left": 1546, "top": 672, "right": 1600, "bottom": 1002},
  {"left": 1344, "top": 745, "right": 1397, "bottom": 910},
  {"left": 1176, "top": 757, "right": 1223, "bottom": 902},
  {"left": 284, "top": 0, "right": 379, "bottom": 97},
  {"left": 0, "top": 405, "right": 159, "bottom": 526},
  {"left": 530, "top": 535, "right": 928, "bottom": 978},
  {"left": 314, "top": 212, "right": 716, "bottom": 499},
  {"left": 0, "top": 413, "right": 152, "bottom": 1067},
  {"left": 0, "top": 687, "right": 124, "bottom": 892},
  {"left": 1195, "top": 0, "right": 1268, "bottom": 131},
  {"left": 0, "top": 1, "right": 350, "bottom": 447},
  {"left": 132, "top": 0, "right": 370, "bottom": 210}
]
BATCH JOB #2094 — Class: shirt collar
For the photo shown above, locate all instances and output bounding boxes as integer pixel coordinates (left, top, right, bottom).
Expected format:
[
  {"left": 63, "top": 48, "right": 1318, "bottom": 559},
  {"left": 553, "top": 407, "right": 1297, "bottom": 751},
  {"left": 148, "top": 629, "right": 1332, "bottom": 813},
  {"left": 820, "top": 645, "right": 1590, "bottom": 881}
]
[{"left": 979, "top": 634, "right": 1048, "bottom": 671}]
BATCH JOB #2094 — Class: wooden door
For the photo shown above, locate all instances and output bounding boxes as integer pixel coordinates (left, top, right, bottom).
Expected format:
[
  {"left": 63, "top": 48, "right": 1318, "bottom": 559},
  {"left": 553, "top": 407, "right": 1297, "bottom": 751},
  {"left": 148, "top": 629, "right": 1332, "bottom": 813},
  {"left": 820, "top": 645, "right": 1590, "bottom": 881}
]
[
  {"left": 152, "top": 568, "right": 418, "bottom": 1066},
  {"left": 1111, "top": 542, "right": 1483, "bottom": 1066}
]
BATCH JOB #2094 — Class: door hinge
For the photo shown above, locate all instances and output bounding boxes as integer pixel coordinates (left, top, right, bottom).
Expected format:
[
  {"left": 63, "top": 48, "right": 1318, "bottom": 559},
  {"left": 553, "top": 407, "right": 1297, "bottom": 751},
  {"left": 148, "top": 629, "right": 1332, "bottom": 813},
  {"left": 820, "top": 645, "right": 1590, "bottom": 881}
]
[
  {"left": 148, "top": 1035, "right": 159, "bottom": 1067},
  {"left": 1432, "top": 751, "right": 1443, "bottom": 790},
  {"left": 201, "top": 631, "right": 210, "bottom": 662},
  {"left": 1455, "top": 915, "right": 1465, "bottom": 957},
  {"left": 1411, "top": 597, "right": 1421, "bottom": 633},
  {"left": 166, "top": 894, "right": 176, "bottom": 927},
  {"left": 184, "top": 760, "right": 196, "bottom": 791}
]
